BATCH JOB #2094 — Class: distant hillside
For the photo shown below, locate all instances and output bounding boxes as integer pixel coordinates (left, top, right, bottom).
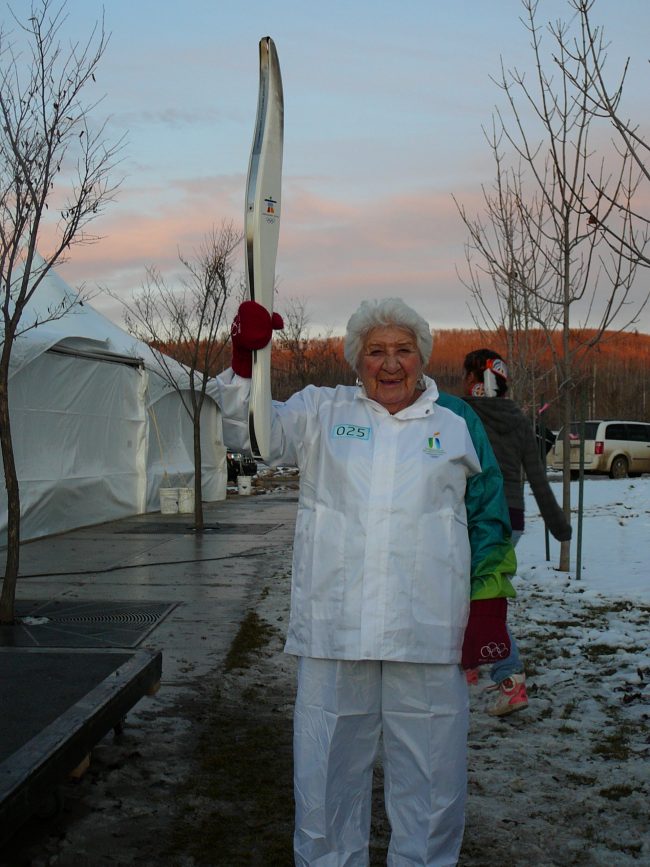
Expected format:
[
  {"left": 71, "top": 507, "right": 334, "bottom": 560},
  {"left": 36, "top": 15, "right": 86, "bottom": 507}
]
[
  {"left": 160, "top": 327, "right": 650, "bottom": 429},
  {"left": 427, "top": 328, "right": 650, "bottom": 427}
]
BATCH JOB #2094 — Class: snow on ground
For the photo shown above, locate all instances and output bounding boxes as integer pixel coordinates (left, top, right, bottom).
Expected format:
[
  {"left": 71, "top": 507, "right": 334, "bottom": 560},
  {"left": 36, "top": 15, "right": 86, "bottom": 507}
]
[
  {"left": 4, "top": 474, "right": 647, "bottom": 865},
  {"left": 459, "top": 475, "right": 649, "bottom": 865},
  {"left": 522, "top": 474, "right": 649, "bottom": 602}
]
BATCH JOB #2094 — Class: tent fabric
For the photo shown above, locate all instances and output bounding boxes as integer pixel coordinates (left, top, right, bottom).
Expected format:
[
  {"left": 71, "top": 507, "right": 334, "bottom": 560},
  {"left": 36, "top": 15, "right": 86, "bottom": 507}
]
[
  {"left": 1, "top": 258, "right": 227, "bottom": 545},
  {"left": 9, "top": 350, "right": 149, "bottom": 541},
  {"left": 145, "top": 390, "right": 227, "bottom": 508}
]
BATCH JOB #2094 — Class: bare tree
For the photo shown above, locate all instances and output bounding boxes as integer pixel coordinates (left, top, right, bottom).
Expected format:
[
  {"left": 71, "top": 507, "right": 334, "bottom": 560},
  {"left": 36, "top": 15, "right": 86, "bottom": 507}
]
[
  {"left": 457, "top": 0, "right": 646, "bottom": 571},
  {"left": 275, "top": 296, "right": 311, "bottom": 392},
  {"left": 120, "top": 222, "right": 242, "bottom": 531},
  {"left": 454, "top": 121, "right": 557, "bottom": 408},
  {"left": 0, "top": 1, "right": 121, "bottom": 623},
  {"left": 554, "top": 0, "right": 650, "bottom": 268},
  {"left": 271, "top": 296, "right": 354, "bottom": 399}
]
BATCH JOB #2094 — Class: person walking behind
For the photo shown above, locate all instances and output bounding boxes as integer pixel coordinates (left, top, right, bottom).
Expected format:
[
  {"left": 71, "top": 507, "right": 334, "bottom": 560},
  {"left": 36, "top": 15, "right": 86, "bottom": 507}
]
[{"left": 462, "top": 348, "right": 572, "bottom": 717}]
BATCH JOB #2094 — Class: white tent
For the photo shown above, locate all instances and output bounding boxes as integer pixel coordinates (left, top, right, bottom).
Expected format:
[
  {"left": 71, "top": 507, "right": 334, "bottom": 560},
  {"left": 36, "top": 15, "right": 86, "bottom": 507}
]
[{"left": 1, "top": 259, "right": 227, "bottom": 544}]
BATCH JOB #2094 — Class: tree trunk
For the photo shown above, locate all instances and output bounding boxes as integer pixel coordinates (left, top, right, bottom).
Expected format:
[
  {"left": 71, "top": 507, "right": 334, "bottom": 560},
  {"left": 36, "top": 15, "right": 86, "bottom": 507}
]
[
  {"left": 559, "top": 379, "right": 573, "bottom": 573},
  {"left": 0, "top": 358, "right": 20, "bottom": 623},
  {"left": 193, "top": 412, "right": 204, "bottom": 531},
  {"left": 559, "top": 251, "right": 573, "bottom": 573}
]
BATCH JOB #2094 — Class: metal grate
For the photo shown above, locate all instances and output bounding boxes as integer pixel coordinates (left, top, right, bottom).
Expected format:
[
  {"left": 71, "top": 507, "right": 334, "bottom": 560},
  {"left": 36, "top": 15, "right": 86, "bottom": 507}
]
[
  {"left": 0, "top": 600, "right": 178, "bottom": 649},
  {"left": 49, "top": 609, "right": 163, "bottom": 625}
]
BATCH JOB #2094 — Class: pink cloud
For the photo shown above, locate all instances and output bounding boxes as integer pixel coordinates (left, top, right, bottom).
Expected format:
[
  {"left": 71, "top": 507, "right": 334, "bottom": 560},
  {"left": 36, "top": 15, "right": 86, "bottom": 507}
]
[{"left": 50, "top": 166, "right": 650, "bottom": 337}]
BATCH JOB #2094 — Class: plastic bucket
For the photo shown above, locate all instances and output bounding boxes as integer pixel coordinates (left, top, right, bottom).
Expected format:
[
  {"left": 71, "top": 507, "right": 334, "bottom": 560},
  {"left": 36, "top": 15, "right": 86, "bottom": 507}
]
[
  {"left": 178, "top": 486, "right": 195, "bottom": 513},
  {"left": 159, "top": 487, "right": 179, "bottom": 514},
  {"left": 237, "top": 475, "right": 253, "bottom": 496}
]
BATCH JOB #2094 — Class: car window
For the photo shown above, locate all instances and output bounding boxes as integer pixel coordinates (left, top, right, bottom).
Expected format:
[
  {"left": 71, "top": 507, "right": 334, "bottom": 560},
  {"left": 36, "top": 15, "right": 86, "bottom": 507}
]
[
  {"left": 566, "top": 422, "right": 599, "bottom": 439},
  {"left": 605, "top": 424, "right": 627, "bottom": 440},
  {"left": 626, "top": 424, "right": 650, "bottom": 442}
]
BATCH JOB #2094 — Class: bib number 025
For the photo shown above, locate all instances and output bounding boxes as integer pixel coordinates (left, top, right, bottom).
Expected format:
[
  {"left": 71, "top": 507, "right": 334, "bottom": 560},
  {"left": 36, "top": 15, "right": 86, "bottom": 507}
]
[{"left": 332, "top": 424, "right": 371, "bottom": 441}]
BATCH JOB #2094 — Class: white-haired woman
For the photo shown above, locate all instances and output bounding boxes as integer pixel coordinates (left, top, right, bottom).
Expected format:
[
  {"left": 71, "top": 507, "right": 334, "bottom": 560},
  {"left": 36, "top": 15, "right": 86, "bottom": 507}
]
[{"left": 210, "top": 298, "right": 516, "bottom": 866}]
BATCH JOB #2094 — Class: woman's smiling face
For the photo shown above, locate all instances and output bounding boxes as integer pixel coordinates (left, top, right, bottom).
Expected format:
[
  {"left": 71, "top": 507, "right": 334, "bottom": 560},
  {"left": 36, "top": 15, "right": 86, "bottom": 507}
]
[{"left": 358, "top": 325, "right": 424, "bottom": 414}]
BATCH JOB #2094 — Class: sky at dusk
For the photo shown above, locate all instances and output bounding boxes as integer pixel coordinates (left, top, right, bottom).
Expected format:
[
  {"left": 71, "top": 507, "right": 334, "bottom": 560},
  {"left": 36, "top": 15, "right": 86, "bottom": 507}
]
[{"left": 47, "top": 0, "right": 650, "bottom": 336}]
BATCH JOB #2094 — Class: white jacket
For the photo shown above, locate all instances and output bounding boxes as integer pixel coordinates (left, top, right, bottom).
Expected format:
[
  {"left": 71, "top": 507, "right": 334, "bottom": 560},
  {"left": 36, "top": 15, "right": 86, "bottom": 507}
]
[{"left": 209, "top": 370, "right": 495, "bottom": 664}]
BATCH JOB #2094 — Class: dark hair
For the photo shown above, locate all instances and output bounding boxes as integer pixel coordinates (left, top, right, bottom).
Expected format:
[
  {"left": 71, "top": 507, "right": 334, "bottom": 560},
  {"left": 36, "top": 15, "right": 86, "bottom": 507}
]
[{"left": 463, "top": 348, "right": 508, "bottom": 396}]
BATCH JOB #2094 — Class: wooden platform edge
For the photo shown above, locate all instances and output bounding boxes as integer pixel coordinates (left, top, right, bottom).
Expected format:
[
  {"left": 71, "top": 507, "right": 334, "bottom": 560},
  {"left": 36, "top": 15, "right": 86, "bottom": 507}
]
[{"left": 0, "top": 647, "right": 162, "bottom": 847}]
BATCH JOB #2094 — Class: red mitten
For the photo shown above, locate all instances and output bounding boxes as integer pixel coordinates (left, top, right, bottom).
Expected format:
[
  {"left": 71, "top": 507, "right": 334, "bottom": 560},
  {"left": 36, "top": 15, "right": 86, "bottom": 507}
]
[
  {"left": 230, "top": 301, "right": 284, "bottom": 378},
  {"left": 461, "top": 598, "right": 511, "bottom": 669}
]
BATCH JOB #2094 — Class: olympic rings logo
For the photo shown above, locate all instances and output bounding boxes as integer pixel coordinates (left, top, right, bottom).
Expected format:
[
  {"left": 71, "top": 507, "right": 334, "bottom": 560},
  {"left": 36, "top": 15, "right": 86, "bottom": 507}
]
[{"left": 479, "top": 642, "right": 508, "bottom": 660}]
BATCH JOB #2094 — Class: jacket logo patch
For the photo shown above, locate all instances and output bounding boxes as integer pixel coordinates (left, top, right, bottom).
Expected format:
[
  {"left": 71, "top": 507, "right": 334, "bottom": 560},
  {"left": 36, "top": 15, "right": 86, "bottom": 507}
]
[
  {"left": 423, "top": 433, "right": 445, "bottom": 456},
  {"left": 331, "top": 423, "right": 371, "bottom": 441}
]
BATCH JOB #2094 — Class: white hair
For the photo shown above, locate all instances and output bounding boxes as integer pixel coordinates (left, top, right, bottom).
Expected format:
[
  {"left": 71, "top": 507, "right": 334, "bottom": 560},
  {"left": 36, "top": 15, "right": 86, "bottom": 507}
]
[{"left": 343, "top": 298, "right": 433, "bottom": 371}]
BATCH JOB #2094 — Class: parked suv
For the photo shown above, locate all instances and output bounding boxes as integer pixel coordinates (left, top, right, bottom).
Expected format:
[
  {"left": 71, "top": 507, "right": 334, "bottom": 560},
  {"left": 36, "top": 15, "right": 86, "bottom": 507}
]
[{"left": 550, "top": 420, "right": 650, "bottom": 479}]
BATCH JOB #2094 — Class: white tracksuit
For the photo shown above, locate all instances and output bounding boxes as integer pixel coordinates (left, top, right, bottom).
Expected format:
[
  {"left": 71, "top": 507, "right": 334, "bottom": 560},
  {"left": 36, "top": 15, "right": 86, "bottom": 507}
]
[{"left": 208, "top": 371, "right": 494, "bottom": 865}]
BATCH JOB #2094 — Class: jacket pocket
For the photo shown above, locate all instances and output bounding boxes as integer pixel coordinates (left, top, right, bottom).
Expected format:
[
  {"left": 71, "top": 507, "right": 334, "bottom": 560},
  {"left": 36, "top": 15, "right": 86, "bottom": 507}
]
[
  {"left": 294, "top": 503, "right": 346, "bottom": 621},
  {"left": 411, "top": 508, "right": 471, "bottom": 626}
]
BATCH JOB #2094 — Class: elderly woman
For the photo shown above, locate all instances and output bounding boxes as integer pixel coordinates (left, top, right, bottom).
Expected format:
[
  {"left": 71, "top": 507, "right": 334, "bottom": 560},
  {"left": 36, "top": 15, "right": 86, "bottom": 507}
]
[{"left": 210, "top": 298, "right": 516, "bottom": 866}]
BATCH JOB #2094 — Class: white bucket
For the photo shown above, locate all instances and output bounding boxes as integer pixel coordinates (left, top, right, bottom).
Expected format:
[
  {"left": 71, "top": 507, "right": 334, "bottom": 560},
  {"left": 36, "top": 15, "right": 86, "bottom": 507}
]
[
  {"left": 178, "top": 486, "right": 195, "bottom": 513},
  {"left": 159, "top": 487, "right": 179, "bottom": 514},
  {"left": 237, "top": 475, "right": 253, "bottom": 496}
]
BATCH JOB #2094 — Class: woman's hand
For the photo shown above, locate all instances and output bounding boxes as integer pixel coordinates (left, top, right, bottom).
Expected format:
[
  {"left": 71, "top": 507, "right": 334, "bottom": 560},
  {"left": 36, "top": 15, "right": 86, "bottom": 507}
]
[
  {"left": 230, "top": 300, "right": 284, "bottom": 378},
  {"left": 461, "top": 598, "right": 511, "bottom": 669}
]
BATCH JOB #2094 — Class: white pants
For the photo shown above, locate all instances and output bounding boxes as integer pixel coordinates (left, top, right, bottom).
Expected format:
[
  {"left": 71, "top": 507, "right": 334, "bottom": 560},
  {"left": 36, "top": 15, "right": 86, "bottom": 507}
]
[{"left": 293, "top": 658, "right": 468, "bottom": 867}]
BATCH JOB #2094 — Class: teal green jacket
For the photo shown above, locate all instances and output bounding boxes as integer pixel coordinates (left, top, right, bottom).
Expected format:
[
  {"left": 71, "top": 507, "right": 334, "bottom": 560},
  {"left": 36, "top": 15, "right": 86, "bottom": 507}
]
[{"left": 438, "top": 392, "right": 517, "bottom": 601}]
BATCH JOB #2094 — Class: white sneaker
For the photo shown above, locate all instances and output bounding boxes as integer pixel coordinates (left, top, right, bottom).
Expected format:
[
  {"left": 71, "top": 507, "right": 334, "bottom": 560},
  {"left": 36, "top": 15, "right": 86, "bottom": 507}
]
[{"left": 486, "top": 673, "right": 529, "bottom": 717}]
